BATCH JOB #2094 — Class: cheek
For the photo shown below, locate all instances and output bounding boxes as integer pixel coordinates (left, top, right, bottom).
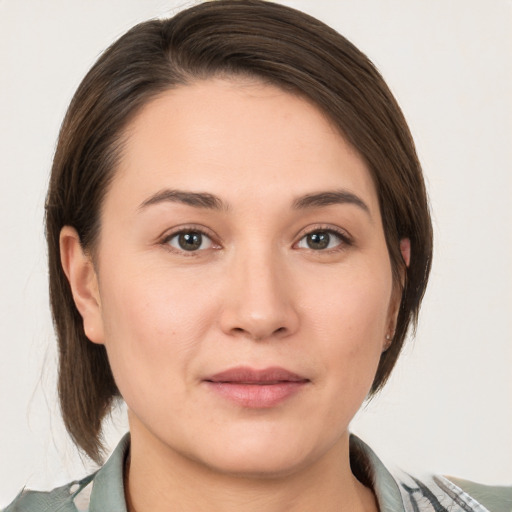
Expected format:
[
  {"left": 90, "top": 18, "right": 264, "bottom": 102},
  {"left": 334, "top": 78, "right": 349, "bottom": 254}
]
[
  {"left": 300, "top": 262, "right": 392, "bottom": 397},
  {"left": 101, "top": 260, "right": 214, "bottom": 336},
  {"left": 303, "top": 262, "right": 393, "bottom": 343},
  {"left": 97, "top": 263, "right": 218, "bottom": 397}
]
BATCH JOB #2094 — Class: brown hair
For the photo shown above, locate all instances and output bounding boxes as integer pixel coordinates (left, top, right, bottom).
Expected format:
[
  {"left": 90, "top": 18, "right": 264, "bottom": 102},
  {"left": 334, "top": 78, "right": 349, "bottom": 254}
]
[{"left": 46, "top": 0, "right": 432, "bottom": 463}]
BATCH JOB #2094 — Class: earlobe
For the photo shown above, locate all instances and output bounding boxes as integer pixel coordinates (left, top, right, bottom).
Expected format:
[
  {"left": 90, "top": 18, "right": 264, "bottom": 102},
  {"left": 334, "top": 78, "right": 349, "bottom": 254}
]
[{"left": 60, "top": 226, "right": 105, "bottom": 345}]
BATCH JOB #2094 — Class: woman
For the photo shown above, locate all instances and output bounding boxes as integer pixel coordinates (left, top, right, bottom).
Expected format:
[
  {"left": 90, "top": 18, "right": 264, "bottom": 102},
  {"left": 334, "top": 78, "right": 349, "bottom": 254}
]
[{"left": 4, "top": 1, "right": 510, "bottom": 511}]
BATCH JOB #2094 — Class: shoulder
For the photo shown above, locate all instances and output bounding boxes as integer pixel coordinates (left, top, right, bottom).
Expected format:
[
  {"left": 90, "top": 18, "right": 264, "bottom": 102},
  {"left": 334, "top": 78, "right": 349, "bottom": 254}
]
[
  {"left": 2, "top": 474, "right": 95, "bottom": 512},
  {"left": 445, "top": 476, "right": 512, "bottom": 512},
  {"left": 349, "top": 434, "right": 512, "bottom": 512},
  {"left": 3, "top": 434, "right": 129, "bottom": 512},
  {"left": 395, "top": 471, "right": 512, "bottom": 512}
]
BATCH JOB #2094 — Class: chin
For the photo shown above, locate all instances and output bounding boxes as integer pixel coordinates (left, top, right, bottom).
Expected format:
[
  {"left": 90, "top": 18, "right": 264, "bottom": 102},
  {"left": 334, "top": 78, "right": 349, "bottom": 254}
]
[
  {"left": 204, "top": 449, "right": 313, "bottom": 479},
  {"left": 191, "top": 427, "right": 332, "bottom": 479}
]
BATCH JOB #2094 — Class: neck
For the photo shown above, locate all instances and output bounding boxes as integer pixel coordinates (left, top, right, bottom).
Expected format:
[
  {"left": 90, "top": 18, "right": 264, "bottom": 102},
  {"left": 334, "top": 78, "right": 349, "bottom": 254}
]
[{"left": 125, "top": 423, "right": 377, "bottom": 512}]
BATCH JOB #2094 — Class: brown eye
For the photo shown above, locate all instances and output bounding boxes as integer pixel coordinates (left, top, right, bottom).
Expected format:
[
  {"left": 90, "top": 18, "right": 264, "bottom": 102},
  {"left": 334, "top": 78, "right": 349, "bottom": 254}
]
[
  {"left": 297, "top": 230, "right": 345, "bottom": 251},
  {"left": 167, "top": 231, "right": 212, "bottom": 252},
  {"left": 307, "top": 232, "right": 330, "bottom": 250}
]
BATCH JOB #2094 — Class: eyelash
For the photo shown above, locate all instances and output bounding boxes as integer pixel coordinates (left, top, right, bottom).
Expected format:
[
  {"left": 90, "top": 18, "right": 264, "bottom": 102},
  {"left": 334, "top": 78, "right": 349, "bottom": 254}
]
[
  {"left": 295, "top": 225, "right": 353, "bottom": 253},
  {"left": 159, "top": 225, "right": 353, "bottom": 255},
  {"left": 160, "top": 225, "right": 220, "bottom": 256}
]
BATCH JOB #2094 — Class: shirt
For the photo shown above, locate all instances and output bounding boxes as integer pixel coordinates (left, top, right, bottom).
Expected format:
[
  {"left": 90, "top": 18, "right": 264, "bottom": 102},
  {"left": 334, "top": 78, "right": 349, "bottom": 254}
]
[{"left": 4, "top": 434, "right": 511, "bottom": 511}]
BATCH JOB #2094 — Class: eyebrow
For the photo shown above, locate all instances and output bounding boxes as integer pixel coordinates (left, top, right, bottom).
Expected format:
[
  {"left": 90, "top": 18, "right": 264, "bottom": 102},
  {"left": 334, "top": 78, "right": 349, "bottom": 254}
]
[
  {"left": 139, "top": 189, "right": 227, "bottom": 211},
  {"left": 292, "top": 190, "right": 370, "bottom": 215},
  {"left": 138, "top": 188, "right": 370, "bottom": 216}
]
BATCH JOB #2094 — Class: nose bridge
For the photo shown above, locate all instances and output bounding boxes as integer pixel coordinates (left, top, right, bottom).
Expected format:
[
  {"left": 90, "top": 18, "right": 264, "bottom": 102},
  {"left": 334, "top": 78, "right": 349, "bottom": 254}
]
[
  {"left": 242, "top": 245, "right": 282, "bottom": 305},
  {"left": 220, "top": 240, "right": 298, "bottom": 340}
]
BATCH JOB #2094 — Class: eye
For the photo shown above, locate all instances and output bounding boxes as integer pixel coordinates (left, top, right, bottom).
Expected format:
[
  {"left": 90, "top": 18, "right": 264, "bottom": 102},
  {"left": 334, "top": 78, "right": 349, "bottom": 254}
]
[
  {"left": 296, "top": 229, "right": 347, "bottom": 251},
  {"left": 166, "top": 230, "right": 214, "bottom": 252}
]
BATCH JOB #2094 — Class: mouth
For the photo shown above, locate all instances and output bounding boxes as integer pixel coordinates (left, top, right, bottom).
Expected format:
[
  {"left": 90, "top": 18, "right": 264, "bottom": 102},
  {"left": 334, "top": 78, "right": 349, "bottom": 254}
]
[{"left": 203, "top": 366, "right": 310, "bottom": 408}]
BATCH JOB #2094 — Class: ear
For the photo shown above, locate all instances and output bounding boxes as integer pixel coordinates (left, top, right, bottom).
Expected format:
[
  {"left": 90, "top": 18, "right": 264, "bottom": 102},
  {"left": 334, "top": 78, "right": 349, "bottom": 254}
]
[
  {"left": 384, "top": 289, "right": 400, "bottom": 352},
  {"left": 400, "top": 238, "right": 411, "bottom": 267},
  {"left": 60, "top": 226, "right": 105, "bottom": 345},
  {"left": 384, "top": 238, "right": 411, "bottom": 351}
]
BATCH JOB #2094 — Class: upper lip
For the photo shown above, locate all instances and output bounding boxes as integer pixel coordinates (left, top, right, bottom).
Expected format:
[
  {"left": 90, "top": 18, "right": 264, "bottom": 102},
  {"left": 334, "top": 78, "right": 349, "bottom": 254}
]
[{"left": 205, "top": 366, "right": 309, "bottom": 384}]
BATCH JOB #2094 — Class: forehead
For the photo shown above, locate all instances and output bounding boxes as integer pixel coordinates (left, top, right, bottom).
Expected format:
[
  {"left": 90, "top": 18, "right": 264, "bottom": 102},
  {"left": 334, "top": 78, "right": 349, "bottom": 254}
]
[{"left": 110, "top": 78, "right": 378, "bottom": 214}]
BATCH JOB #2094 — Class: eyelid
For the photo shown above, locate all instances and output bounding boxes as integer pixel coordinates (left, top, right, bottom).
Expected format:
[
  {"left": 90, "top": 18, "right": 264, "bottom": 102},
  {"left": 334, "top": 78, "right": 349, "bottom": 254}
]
[
  {"left": 159, "top": 224, "right": 222, "bottom": 252},
  {"left": 293, "top": 224, "right": 353, "bottom": 250}
]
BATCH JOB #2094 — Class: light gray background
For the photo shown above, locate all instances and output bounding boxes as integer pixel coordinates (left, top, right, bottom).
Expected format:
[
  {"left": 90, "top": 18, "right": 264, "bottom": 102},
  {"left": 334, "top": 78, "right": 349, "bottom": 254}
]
[{"left": 1, "top": 0, "right": 511, "bottom": 504}]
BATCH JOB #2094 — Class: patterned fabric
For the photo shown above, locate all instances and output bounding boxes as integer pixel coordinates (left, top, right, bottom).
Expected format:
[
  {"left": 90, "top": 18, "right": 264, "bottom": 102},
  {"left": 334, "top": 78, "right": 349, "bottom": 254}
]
[
  {"left": 397, "top": 473, "right": 490, "bottom": 512},
  {"left": 349, "top": 436, "right": 508, "bottom": 512},
  {"left": 4, "top": 434, "right": 510, "bottom": 512}
]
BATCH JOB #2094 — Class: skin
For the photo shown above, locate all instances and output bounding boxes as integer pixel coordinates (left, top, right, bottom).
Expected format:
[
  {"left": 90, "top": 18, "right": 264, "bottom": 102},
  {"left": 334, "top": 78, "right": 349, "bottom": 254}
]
[{"left": 61, "top": 78, "right": 406, "bottom": 512}]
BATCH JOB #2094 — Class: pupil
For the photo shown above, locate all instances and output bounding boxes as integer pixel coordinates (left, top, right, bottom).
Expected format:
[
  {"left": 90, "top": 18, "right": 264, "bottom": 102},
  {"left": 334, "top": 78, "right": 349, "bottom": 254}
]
[
  {"left": 307, "top": 232, "right": 330, "bottom": 250},
  {"left": 179, "top": 232, "right": 202, "bottom": 251}
]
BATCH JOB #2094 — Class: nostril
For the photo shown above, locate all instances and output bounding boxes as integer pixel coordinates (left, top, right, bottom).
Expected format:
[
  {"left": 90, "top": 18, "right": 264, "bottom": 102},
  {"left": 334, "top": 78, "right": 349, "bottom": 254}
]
[{"left": 229, "top": 325, "right": 288, "bottom": 340}]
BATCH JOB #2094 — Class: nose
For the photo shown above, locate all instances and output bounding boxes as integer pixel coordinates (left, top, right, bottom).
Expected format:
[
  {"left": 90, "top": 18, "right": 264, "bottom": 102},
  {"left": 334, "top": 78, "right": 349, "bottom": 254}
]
[{"left": 218, "top": 249, "right": 299, "bottom": 341}]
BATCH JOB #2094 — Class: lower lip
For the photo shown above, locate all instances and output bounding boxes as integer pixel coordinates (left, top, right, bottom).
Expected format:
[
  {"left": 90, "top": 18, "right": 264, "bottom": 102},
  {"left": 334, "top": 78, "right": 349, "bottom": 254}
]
[{"left": 205, "top": 381, "right": 308, "bottom": 408}]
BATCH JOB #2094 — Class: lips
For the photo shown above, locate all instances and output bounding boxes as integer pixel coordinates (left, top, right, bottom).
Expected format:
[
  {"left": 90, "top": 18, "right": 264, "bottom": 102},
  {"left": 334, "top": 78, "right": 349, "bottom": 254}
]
[
  {"left": 206, "top": 366, "right": 308, "bottom": 384},
  {"left": 203, "top": 366, "right": 309, "bottom": 408}
]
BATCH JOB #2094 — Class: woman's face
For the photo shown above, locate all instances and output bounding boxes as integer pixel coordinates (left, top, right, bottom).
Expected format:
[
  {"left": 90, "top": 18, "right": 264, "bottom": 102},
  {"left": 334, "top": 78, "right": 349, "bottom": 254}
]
[{"left": 78, "top": 78, "right": 399, "bottom": 476}]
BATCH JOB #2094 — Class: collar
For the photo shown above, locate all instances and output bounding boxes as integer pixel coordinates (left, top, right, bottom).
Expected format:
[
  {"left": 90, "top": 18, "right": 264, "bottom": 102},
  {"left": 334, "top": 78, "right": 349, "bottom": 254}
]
[
  {"left": 349, "top": 435, "right": 406, "bottom": 512},
  {"left": 86, "top": 433, "right": 406, "bottom": 511},
  {"left": 88, "top": 433, "right": 129, "bottom": 512}
]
